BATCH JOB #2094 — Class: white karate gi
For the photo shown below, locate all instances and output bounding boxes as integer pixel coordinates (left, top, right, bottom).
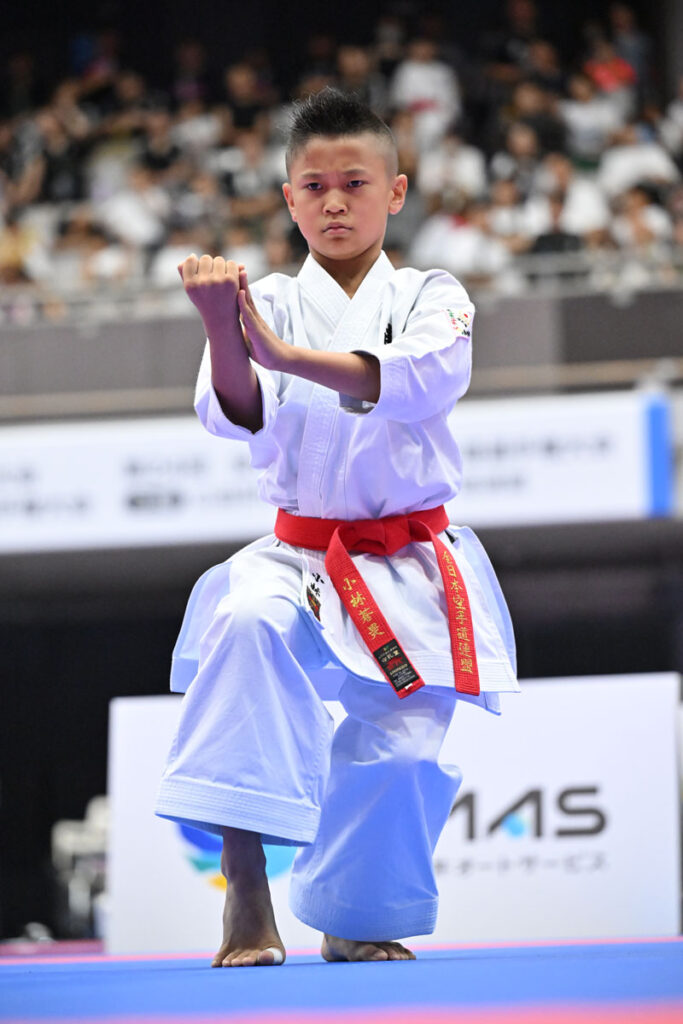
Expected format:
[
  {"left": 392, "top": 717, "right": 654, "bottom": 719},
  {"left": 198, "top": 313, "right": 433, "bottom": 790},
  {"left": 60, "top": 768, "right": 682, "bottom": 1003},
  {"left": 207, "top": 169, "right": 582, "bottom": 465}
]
[{"left": 156, "top": 252, "right": 518, "bottom": 940}]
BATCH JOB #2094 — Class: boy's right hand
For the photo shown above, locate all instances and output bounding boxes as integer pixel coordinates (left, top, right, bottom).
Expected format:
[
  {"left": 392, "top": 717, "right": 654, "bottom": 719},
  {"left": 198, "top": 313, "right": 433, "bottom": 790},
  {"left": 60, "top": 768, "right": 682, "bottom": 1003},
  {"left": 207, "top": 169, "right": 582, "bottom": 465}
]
[{"left": 178, "top": 255, "right": 243, "bottom": 336}]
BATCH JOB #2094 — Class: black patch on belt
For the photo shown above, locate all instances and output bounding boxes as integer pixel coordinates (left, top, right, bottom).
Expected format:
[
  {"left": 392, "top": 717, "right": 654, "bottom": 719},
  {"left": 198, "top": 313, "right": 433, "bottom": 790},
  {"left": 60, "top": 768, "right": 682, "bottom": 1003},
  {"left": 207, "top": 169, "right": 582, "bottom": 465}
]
[
  {"left": 373, "top": 639, "right": 420, "bottom": 692},
  {"left": 383, "top": 322, "right": 393, "bottom": 345}
]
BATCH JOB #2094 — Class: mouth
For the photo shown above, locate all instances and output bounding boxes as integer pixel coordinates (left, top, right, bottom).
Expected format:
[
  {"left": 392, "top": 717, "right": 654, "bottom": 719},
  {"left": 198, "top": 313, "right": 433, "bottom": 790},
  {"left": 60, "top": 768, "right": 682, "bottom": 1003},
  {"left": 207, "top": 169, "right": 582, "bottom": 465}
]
[{"left": 323, "top": 223, "right": 351, "bottom": 234}]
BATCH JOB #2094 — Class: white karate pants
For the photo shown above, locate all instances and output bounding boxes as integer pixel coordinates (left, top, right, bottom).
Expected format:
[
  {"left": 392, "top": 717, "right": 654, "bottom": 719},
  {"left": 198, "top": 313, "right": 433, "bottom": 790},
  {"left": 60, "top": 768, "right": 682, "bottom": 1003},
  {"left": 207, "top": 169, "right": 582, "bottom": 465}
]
[{"left": 156, "top": 544, "right": 462, "bottom": 940}]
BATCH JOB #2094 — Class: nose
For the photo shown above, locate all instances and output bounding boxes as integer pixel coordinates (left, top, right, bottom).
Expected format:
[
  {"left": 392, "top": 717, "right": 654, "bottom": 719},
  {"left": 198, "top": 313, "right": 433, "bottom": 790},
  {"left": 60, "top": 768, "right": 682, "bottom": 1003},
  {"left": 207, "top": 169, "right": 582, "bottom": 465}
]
[{"left": 323, "top": 189, "right": 347, "bottom": 214}]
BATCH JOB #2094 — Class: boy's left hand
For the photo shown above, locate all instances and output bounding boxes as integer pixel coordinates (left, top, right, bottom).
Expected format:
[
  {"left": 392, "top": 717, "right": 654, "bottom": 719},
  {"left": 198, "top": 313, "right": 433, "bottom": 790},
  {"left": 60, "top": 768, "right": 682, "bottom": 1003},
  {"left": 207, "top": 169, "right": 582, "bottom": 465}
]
[
  {"left": 238, "top": 269, "right": 289, "bottom": 371},
  {"left": 237, "top": 268, "right": 380, "bottom": 403}
]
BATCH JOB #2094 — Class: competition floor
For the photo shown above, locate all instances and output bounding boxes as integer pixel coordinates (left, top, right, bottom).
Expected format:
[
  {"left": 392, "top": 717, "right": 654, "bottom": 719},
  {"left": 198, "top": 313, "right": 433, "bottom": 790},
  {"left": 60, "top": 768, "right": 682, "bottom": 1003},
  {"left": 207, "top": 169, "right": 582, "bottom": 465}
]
[{"left": 2, "top": 937, "right": 683, "bottom": 1024}]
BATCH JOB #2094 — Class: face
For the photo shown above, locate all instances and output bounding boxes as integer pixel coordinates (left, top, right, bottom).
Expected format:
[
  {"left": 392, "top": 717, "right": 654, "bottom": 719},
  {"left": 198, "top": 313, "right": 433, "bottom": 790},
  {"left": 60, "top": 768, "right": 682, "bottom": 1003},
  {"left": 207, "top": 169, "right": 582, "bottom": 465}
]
[
  {"left": 282, "top": 134, "right": 407, "bottom": 271},
  {"left": 492, "top": 180, "right": 519, "bottom": 206},
  {"left": 569, "top": 74, "right": 593, "bottom": 102},
  {"left": 545, "top": 154, "right": 571, "bottom": 189},
  {"left": 507, "top": 123, "right": 537, "bottom": 158}
]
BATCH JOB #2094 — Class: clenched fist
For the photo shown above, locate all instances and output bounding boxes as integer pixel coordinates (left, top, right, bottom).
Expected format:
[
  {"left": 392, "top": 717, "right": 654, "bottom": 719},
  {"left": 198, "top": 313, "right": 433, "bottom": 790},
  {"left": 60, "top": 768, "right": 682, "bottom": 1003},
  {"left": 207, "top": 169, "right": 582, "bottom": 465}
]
[{"left": 178, "top": 254, "right": 243, "bottom": 335}]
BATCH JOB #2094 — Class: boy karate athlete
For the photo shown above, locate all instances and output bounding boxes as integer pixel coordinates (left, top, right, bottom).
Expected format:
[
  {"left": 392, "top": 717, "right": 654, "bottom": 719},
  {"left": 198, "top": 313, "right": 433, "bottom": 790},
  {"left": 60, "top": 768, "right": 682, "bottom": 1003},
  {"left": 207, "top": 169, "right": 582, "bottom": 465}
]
[{"left": 156, "top": 89, "right": 518, "bottom": 967}]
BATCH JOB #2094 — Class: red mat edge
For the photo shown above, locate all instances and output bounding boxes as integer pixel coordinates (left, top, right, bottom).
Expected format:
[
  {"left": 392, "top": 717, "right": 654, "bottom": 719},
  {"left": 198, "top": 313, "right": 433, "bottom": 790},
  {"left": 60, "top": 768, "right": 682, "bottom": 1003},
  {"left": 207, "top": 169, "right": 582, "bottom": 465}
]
[{"left": 4, "top": 999, "right": 683, "bottom": 1024}]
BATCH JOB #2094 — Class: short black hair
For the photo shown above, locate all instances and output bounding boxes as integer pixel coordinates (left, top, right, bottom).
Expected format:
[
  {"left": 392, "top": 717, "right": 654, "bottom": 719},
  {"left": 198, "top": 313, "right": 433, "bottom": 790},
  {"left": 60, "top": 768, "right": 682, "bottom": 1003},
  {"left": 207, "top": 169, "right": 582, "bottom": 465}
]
[{"left": 286, "top": 87, "right": 398, "bottom": 176}]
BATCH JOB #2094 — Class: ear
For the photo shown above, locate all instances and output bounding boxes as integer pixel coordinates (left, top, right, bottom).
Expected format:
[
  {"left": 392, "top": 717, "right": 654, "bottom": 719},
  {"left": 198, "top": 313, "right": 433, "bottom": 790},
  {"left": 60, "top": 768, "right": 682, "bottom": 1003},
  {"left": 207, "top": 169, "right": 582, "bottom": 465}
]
[
  {"left": 388, "top": 174, "right": 408, "bottom": 216},
  {"left": 282, "top": 182, "right": 297, "bottom": 222}
]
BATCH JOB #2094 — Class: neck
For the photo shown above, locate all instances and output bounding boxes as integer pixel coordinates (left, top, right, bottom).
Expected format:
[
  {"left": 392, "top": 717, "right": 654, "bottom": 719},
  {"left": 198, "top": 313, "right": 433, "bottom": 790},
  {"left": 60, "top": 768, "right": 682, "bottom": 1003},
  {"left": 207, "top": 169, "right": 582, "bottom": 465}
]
[{"left": 310, "top": 242, "right": 384, "bottom": 298}]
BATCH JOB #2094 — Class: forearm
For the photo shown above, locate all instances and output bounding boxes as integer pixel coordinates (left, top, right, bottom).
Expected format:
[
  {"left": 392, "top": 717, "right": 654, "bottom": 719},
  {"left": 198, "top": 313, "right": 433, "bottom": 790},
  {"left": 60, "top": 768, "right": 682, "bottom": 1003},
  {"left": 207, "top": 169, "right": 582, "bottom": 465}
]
[
  {"left": 279, "top": 347, "right": 381, "bottom": 403},
  {"left": 179, "top": 254, "right": 264, "bottom": 432},
  {"left": 206, "top": 316, "right": 263, "bottom": 433}
]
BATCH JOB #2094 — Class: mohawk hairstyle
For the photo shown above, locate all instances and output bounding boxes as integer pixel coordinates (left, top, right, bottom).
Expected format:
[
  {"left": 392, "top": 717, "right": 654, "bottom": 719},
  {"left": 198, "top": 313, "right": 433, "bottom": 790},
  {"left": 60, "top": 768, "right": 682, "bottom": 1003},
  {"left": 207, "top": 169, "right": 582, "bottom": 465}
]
[{"left": 286, "top": 87, "right": 398, "bottom": 175}]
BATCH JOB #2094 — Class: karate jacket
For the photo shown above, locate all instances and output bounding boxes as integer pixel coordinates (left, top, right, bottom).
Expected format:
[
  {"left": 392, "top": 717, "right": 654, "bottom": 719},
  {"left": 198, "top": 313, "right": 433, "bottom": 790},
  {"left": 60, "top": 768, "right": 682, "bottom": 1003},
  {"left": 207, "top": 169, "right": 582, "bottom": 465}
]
[{"left": 174, "top": 252, "right": 519, "bottom": 713}]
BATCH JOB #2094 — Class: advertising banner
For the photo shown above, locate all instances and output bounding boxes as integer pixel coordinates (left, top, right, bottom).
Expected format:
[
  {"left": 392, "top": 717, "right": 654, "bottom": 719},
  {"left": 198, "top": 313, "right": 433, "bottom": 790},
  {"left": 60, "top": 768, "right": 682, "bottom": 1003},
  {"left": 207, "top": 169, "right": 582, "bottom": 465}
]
[
  {"left": 106, "top": 673, "right": 680, "bottom": 954},
  {"left": 0, "top": 416, "right": 274, "bottom": 553},
  {"left": 0, "top": 390, "right": 673, "bottom": 553},
  {"left": 431, "top": 672, "right": 681, "bottom": 942},
  {"left": 447, "top": 390, "right": 672, "bottom": 526}
]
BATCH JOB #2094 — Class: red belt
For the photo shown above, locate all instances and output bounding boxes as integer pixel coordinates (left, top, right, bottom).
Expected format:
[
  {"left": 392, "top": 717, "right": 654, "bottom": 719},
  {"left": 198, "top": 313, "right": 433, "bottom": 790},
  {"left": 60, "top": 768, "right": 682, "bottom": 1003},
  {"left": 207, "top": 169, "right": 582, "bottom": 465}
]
[{"left": 274, "top": 506, "right": 480, "bottom": 700}]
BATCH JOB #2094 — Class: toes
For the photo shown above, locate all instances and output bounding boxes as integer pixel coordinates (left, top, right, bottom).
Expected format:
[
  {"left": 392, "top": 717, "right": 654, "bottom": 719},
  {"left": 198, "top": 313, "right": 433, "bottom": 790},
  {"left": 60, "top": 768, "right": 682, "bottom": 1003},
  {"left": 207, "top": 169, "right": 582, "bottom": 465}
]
[
  {"left": 321, "top": 935, "right": 414, "bottom": 964},
  {"left": 222, "top": 951, "right": 251, "bottom": 966},
  {"left": 258, "top": 946, "right": 284, "bottom": 966},
  {"left": 388, "top": 942, "right": 415, "bottom": 960},
  {"left": 355, "top": 943, "right": 388, "bottom": 962},
  {"left": 213, "top": 947, "right": 285, "bottom": 967},
  {"left": 228, "top": 952, "right": 257, "bottom": 967},
  {"left": 377, "top": 942, "right": 415, "bottom": 961}
]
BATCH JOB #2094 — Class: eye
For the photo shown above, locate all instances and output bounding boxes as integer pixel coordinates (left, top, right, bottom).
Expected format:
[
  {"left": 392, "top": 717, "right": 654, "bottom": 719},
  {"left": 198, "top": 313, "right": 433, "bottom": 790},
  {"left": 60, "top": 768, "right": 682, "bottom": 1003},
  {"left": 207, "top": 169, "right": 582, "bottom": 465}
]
[
  {"left": 347, "top": 180, "right": 365, "bottom": 188},
  {"left": 304, "top": 182, "right": 322, "bottom": 191}
]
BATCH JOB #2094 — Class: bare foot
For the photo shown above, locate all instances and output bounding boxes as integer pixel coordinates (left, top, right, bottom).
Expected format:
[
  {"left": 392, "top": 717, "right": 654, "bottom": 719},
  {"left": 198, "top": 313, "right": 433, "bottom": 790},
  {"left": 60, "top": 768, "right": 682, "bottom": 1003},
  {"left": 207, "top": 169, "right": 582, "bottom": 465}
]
[
  {"left": 211, "top": 827, "right": 286, "bottom": 968},
  {"left": 321, "top": 934, "right": 416, "bottom": 962}
]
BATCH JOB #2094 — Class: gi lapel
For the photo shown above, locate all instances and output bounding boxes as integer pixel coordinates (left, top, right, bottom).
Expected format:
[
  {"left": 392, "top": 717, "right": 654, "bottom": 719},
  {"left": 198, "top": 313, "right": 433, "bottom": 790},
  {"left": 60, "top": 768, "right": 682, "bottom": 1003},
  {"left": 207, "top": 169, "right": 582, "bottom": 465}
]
[
  {"left": 295, "top": 253, "right": 395, "bottom": 516},
  {"left": 298, "top": 252, "right": 395, "bottom": 353}
]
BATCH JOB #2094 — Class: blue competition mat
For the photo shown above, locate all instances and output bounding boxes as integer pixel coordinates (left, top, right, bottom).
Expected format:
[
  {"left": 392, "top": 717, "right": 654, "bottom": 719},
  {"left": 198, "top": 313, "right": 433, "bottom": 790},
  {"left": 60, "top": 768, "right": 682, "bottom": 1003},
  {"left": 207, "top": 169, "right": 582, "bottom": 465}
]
[{"left": 1, "top": 939, "right": 682, "bottom": 1024}]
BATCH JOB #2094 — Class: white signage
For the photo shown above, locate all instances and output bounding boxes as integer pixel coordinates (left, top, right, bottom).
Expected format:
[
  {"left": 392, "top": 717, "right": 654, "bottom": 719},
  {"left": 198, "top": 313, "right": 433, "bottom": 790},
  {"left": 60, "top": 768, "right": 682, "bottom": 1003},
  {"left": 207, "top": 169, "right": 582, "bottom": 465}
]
[
  {"left": 0, "top": 390, "right": 672, "bottom": 553},
  {"left": 106, "top": 673, "right": 680, "bottom": 954},
  {"left": 432, "top": 673, "right": 681, "bottom": 942},
  {"left": 447, "top": 390, "right": 672, "bottom": 526},
  {"left": 0, "top": 417, "right": 274, "bottom": 553}
]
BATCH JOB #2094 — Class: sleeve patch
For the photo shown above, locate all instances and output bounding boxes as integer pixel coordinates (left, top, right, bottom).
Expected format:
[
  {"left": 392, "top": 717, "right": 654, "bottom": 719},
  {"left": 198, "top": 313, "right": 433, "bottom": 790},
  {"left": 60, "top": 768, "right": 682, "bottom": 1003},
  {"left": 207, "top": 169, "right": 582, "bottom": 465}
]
[{"left": 445, "top": 308, "right": 472, "bottom": 337}]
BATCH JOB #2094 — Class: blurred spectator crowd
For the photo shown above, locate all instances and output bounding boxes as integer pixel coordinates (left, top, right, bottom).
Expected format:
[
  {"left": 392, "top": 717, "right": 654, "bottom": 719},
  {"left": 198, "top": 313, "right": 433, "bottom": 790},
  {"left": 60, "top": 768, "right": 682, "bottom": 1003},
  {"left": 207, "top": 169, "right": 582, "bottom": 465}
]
[{"left": 1, "top": 0, "right": 683, "bottom": 323}]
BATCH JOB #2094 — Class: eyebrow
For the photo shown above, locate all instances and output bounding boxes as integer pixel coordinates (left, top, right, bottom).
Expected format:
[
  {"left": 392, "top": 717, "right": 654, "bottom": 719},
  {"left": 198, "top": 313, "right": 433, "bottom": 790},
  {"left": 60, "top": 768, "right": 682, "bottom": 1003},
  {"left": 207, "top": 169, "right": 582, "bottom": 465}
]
[{"left": 298, "top": 168, "right": 368, "bottom": 179}]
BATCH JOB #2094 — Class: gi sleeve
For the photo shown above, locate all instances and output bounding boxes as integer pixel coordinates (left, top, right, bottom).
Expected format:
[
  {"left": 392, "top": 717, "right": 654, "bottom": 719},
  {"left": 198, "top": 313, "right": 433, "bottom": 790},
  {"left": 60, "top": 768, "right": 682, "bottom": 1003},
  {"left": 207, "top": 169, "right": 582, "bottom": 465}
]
[{"left": 343, "top": 269, "right": 474, "bottom": 424}]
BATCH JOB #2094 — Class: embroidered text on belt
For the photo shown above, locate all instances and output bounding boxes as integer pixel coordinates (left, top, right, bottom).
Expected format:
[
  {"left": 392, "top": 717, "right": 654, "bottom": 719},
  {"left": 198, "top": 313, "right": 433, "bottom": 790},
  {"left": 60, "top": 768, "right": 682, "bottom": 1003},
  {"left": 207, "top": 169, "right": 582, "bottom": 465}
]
[{"left": 274, "top": 506, "right": 480, "bottom": 700}]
